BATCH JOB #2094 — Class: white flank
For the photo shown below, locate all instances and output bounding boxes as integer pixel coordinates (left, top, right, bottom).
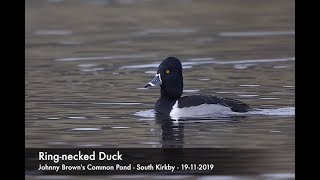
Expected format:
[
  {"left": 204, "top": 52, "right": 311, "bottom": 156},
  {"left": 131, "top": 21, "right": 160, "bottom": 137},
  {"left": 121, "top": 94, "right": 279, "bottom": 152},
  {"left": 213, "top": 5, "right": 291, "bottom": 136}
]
[{"left": 169, "top": 100, "right": 232, "bottom": 118}]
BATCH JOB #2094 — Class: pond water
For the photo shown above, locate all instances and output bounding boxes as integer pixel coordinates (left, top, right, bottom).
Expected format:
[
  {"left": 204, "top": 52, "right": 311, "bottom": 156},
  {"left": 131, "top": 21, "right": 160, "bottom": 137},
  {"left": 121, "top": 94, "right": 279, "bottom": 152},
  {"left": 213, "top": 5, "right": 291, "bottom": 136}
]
[{"left": 25, "top": 0, "right": 294, "bottom": 179}]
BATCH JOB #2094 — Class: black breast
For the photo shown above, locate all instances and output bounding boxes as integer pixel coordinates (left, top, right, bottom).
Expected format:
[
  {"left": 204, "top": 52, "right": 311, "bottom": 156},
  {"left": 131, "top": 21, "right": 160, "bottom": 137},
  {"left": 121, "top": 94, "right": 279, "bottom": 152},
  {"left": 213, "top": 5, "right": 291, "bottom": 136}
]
[{"left": 154, "top": 98, "right": 177, "bottom": 114}]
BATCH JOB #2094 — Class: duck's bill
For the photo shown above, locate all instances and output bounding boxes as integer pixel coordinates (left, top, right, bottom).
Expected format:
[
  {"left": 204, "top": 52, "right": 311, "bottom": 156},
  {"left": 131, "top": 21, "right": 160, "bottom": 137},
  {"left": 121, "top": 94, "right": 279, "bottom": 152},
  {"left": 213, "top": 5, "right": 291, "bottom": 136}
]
[{"left": 145, "top": 73, "right": 162, "bottom": 88}]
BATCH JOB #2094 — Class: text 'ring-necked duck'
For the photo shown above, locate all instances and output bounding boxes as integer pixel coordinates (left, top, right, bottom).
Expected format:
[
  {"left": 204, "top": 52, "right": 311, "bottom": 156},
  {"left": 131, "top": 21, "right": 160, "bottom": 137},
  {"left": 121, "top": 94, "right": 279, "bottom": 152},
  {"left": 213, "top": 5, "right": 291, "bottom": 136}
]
[{"left": 145, "top": 57, "right": 252, "bottom": 118}]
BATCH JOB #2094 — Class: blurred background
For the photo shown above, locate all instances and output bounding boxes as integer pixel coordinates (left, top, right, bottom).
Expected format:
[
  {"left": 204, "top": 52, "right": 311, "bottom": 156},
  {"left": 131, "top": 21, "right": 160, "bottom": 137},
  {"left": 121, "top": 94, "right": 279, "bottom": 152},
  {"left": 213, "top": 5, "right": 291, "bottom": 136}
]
[{"left": 26, "top": 0, "right": 294, "bottom": 179}]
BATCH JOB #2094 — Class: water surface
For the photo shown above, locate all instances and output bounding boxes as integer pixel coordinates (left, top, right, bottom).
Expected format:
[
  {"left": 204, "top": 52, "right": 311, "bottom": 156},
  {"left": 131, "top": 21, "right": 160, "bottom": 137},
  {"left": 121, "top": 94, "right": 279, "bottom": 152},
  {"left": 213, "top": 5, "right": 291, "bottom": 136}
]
[{"left": 26, "top": 0, "right": 294, "bottom": 179}]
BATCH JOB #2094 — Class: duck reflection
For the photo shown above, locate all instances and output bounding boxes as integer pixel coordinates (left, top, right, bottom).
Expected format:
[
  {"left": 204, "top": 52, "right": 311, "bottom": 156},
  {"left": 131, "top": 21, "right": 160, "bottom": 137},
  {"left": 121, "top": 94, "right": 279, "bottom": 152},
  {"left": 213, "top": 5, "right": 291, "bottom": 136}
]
[
  {"left": 154, "top": 113, "right": 247, "bottom": 148},
  {"left": 155, "top": 113, "right": 185, "bottom": 148}
]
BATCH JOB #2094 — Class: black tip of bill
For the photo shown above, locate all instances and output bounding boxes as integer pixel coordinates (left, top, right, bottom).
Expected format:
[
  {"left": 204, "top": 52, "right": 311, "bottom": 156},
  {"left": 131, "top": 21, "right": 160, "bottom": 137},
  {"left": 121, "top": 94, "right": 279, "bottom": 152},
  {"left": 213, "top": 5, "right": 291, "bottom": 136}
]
[
  {"left": 144, "top": 83, "right": 154, "bottom": 88},
  {"left": 145, "top": 73, "right": 162, "bottom": 88}
]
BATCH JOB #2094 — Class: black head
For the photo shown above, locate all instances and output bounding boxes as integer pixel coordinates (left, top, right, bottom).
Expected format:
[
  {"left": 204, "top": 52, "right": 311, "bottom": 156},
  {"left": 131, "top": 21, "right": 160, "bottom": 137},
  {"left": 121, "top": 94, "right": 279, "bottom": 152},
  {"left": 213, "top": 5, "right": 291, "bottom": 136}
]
[{"left": 145, "top": 57, "right": 183, "bottom": 99}]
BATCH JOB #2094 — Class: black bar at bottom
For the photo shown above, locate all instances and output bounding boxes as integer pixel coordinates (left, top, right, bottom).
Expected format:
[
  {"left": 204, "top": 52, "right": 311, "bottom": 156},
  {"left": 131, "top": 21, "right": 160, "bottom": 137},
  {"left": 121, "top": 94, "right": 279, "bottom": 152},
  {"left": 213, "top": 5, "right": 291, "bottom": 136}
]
[{"left": 25, "top": 148, "right": 294, "bottom": 175}]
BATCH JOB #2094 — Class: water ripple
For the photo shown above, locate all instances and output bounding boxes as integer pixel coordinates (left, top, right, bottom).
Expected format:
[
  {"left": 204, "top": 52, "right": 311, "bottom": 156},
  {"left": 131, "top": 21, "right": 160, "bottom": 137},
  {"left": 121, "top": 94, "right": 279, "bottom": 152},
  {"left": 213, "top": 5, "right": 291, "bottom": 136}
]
[
  {"left": 67, "top": 116, "right": 86, "bottom": 119},
  {"left": 133, "top": 28, "right": 196, "bottom": 36},
  {"left": 92, "top": 102, "right": 142, "bottom": 105},
  {"left": 219, "top": 30, "right": 295, "bottom": 37},
  {"left": 70, "top": 128, "right": 101, "bottom": 131},
  {"left": 111, "top": 127, "right": 130, "bottom": 129},
  {"left": 183, "top": 89, "right": 200, "bottom": 93},
  {"left": 34, "top": 30, "right": 72, "bottom": 35},
  {"left": 249, "top": 107, "right": 295, "bottom": 116},
  {"left": 120, "top": 57, "right": 295, "bottom": 69},
  {"left": 239, "top": 84, "right": 260, "bottom": 87},
  {"left": 133, "top": 109, "right": 156, "bottom": 118},
  {"left": 46, "top": 117, "right": 61, "bottom": 120},
  {"left": 237, "top": 94, "right": 259, "bottom": 97},
  {"left": 55, "top": 54, "right": 156, "bottom": 61}
]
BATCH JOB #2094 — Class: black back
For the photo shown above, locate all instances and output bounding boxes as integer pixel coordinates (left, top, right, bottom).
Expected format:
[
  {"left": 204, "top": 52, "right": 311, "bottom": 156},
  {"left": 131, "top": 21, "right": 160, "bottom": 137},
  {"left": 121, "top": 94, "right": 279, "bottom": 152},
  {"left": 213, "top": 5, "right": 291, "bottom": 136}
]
[{"left": 178, "top": 95, "right": 251, "bottom": 112}]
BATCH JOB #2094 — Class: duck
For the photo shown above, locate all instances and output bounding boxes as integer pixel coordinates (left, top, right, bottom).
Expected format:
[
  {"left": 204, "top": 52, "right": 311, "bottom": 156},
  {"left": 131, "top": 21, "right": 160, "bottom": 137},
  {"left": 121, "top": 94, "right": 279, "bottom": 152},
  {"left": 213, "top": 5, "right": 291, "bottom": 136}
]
[{"left": 145, "top": 57, "right": 251, "bottom": 117}]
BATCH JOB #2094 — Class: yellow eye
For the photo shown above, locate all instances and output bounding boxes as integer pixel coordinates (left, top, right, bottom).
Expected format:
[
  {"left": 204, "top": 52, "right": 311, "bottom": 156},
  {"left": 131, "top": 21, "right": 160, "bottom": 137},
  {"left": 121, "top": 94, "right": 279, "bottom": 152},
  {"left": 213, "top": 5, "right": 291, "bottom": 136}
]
[{"left": 166, "top": 70, "right": 170, "bottom": 74}]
